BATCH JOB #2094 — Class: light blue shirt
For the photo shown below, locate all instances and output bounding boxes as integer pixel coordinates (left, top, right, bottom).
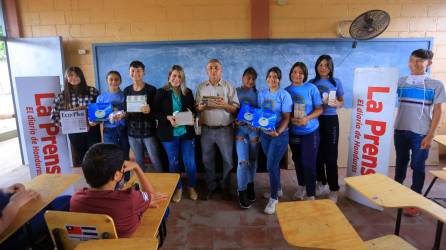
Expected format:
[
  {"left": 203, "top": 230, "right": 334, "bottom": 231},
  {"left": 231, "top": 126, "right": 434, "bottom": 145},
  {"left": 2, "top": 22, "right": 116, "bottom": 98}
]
[
  {"left": 237, "top": 87, "right": 258, "bottom": 107},
  {"left": 285, "top": 83, "right": 322, "bottom": 135},
  {"left": 257, "top": 88, "right": 293, "bottom": 128},
  {"left": 313, "top": 78, "right": 344, "bottom": 116}
]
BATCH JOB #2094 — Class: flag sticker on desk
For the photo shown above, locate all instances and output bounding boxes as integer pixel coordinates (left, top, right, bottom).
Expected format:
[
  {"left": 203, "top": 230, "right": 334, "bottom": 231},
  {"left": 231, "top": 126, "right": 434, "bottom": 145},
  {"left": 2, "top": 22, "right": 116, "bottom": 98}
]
[{"left": 65, "top": 225, "right": 99, "bottom": 240}]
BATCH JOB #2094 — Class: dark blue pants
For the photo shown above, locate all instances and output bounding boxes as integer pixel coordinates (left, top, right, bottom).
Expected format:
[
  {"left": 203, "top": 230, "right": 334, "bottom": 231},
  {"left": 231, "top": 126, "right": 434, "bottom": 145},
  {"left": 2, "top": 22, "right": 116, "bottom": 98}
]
[
  {"left": 289, "top": 130, "right": 320, "bottom": 197},
  {"left": 103, "top": 126, "right": 130, "bottom": 160},
  {"left": 316, "top": 115, "right": 340, "bottom": 191},
  {"left": 394, "top": 129, "right": 429, "bottom": 194}
]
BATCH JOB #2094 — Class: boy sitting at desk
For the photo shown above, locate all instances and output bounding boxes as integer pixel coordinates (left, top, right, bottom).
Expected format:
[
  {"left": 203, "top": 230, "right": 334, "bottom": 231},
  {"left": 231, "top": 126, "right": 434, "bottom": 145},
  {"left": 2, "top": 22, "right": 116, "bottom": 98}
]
[{"left": 70, "top": 143, "right": 167, "bottom": 237}]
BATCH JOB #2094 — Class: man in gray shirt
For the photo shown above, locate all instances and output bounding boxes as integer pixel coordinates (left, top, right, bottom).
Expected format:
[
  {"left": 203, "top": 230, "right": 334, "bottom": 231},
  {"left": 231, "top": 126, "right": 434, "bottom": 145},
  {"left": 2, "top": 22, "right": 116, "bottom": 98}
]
[{"left": 196, "top": 59, "right": 239, "bottom": 200}]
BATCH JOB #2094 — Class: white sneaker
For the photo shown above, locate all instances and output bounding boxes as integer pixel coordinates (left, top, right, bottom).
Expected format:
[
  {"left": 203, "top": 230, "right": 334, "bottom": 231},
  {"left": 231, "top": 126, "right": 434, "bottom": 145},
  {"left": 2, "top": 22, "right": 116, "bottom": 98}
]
[
  {"left": 292, "top": 186, "right": 306, "bottom": 201},
  {"left": 329, "top": 191, "right": 338, "bottom": 203},
  {"left": 263, "top": 189, "right": 283, "bottom": 199},
  {"left": 316, "top": 182, "right": 330, "bottom": 196},
  {"left": 306, "top": 196, "right": 315, "bottom": 200},
  {"left": 264, "top": 198, "right": 279, "bottom": 214}
]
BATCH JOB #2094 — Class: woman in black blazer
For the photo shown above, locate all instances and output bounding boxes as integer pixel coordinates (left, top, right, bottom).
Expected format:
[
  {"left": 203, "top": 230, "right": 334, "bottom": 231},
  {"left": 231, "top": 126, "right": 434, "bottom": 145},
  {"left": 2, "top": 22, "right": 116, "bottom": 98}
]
[{"left": 154, "top": 65, "right": 197, "bottom": 203}]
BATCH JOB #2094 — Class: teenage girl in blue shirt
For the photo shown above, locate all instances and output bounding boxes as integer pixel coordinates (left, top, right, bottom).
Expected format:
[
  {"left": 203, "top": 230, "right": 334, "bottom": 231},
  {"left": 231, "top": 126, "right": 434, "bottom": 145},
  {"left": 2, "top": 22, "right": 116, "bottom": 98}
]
[
  {"left": 258, "top": 67, "right": 292, "bottom": 215},
  {"left": 309, "top": 55, "right": 344, "bottom": 202},
  {"left": 235, "top": 67, "right": 259, "bottom": 209},
  {"left": 96, "top": 71, "right": 130, "bottom": 159},
  {"left": 285, "top": 62, "right": 322, "bottom": 201}
]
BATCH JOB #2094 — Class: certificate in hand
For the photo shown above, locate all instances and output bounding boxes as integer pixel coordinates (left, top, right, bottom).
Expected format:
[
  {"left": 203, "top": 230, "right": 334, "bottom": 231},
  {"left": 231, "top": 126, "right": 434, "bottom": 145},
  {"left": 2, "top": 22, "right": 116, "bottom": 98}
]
[
  {"left": 173, "top": 110, "right": 194, "bottom": 126},
  {"left": 202, "top": 96, "right": 223, "bottom": 108},
  {"left": 60, "top": 110, "right": 88, "bottom": 134},
  {"left": 126, "top": 95, "right": 147, "bottom": 113}
]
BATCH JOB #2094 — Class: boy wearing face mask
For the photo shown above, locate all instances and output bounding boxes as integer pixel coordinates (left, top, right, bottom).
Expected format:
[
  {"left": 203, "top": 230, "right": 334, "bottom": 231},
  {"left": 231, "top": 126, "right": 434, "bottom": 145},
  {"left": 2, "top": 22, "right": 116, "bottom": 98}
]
[
  {"left": 394, "top": 49, "right": 446, "bottom": 216},
  {"left": 70, "top": 143, "right": 167, "bottom": 237}
]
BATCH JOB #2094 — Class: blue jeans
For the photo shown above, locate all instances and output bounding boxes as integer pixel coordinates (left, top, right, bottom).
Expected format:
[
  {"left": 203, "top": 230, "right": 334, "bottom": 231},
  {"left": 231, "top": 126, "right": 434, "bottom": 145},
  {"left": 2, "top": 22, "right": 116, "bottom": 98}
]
[
  {"left": 260, "top": 130, "right": 289, "bottom": 199},
  {"left": 161, "top": 137, "right": 197, "bottom": 189},
  {"left": 236, "top": 125, "right": 259, "bottom": 191},
  {"left": 128, "top": 136, "right": 163, "bottom": 172},
  {"left": 289, "top": 130, "right": 320, "bottom": 197},
  {"left": 103, "top": 126, "right": 130, "bottom": 160},
  {"left": 394, "top": 130, "right": 429, "bottom": 194}
]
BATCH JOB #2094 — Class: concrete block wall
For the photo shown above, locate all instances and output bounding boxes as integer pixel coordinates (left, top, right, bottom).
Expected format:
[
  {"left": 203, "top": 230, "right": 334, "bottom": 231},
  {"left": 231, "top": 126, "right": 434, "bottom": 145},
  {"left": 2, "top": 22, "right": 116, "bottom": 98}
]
[{"left": 16, "top": 0, "right": 446, "bottom": 165}]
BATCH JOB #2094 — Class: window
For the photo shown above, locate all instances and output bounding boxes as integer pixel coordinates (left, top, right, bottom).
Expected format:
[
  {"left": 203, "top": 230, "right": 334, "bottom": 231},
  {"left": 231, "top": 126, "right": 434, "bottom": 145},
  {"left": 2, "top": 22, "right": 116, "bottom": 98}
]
[
  {"left": 0, "top": 0, "right": 5, "bottom": 37},
  {"left": 0, "top": 0, "right": 22, "bottom": 176}
]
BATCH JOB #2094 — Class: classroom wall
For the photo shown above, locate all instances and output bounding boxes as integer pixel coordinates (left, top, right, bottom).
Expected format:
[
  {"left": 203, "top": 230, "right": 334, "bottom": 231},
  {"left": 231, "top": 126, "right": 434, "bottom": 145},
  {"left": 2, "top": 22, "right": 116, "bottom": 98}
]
[{"left": 15, "top": 0, "right": 446, "bottom": 164}]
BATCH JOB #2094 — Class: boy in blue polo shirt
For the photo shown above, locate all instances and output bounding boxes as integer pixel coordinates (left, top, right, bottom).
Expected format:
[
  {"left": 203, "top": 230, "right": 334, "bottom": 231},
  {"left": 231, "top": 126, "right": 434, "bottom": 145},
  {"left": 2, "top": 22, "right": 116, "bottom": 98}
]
[{"left": 394, "top": 49, "right": 446, "bottom": 216}]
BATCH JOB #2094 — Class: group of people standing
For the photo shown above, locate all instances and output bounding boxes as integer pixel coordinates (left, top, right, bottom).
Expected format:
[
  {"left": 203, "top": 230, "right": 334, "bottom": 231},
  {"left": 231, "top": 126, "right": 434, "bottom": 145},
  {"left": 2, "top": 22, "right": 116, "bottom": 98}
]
[{"left": 50, "top": 54, "right": 344, "bottom": 215}]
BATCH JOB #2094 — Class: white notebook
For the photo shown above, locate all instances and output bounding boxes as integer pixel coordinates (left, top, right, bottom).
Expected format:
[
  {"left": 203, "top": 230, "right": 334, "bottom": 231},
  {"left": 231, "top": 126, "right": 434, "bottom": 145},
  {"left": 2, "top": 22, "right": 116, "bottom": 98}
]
[{"left": 173, "top": 110, "right": 194, "bottom": 126}]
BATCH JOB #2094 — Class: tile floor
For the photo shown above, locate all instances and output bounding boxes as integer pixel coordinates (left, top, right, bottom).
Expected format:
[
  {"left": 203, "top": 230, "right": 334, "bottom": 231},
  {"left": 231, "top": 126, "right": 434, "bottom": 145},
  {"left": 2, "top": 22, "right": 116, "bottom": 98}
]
[
  {"left": 1, "top": 137, "right": 445, "bottom": 249},
  {"left": 161, "top": 166, "right": 446, "bottom": 250}
]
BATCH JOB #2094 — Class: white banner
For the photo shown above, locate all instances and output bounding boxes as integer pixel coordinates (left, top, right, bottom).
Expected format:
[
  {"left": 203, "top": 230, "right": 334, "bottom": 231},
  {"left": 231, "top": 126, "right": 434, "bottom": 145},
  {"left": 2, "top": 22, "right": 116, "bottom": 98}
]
[
  {"left": 347, "top": 68, "right": 399, "bottom": 209},
  {"left": 15, "top": 76, "right": 72, "bottom": 177}
]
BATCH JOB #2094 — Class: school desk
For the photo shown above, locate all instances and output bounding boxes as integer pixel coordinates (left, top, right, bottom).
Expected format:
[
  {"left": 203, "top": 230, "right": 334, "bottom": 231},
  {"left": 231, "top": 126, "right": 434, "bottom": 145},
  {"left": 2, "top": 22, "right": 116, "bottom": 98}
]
[
  {"left": 276, "top": 200, "right": 368, "bottom": 249},
  {"left": 75, "top": 238, "right": 157, "bottom": 250},
  {"left": 345, "top": 173, "right": 446, "bottom": 250},
  {"left": 276, "top": 200, "right": 416, "bottom": 250},
  {"left": 0, "top": 173, "right": 80, "bottom": 244},
  {"left": 424, "top": 170, "right": 446, "bottom": 197},
  {"left": 127, "top": 173, "right": 179, "bottom": 245},
  {"left": 434, "top": 135, "right": 446, "bottom": 148}
]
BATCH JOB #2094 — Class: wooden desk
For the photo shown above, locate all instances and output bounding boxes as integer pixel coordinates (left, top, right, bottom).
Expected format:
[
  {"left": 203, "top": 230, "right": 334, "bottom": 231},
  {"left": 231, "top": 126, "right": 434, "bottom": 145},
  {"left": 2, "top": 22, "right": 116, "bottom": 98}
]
[
  {"left": 129, "top": 173, "right": 179, "bottom": 240},
  {"left": 345, "top": 173, "right": 446, "bottom": 250},
  {"left": 276, "top": 200, "right": 368, "bottom": 249},
  {"left": 0, "top": 173, "right": 80, "bottom": 243},
  {"left": 425, "top": 170, "right": 446, "bottom": 197},
  {"left": 75, "top": 238, "right": 157, "bottom": 250},
  {"left": 434, "top": 135, "right": 446, "bottom": 147}
]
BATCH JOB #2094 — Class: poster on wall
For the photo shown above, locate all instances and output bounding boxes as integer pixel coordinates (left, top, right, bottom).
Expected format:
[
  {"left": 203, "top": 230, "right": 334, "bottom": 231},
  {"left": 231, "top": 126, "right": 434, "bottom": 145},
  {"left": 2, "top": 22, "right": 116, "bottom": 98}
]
[
  {"left": 15, "top": 76, "right": 72, "bottom": 177},
  {"left": 346, "top": 68, "right": 399, "bottom": 209}
]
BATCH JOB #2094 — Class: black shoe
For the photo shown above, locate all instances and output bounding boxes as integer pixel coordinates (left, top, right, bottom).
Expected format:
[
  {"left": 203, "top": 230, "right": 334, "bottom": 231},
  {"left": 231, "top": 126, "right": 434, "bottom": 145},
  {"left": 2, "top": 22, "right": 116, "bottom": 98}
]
[
  {"left": 238, "top": 190, "right": 253, "bottom": 209},
  {"left": 222, "top": 188, "right": 232, "bottom": 201},
  {"left": 247, "top": 182, "right": 256, "bottom": 202},
  {"left": 202, "top": 188, "right": 216, "bottom": 201}
]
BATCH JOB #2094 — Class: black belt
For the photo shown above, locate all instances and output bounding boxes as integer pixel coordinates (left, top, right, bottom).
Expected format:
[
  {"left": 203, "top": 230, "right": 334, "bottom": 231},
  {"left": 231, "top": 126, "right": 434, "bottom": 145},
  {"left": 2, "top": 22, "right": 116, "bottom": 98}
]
[{"left": 203, "top": 125, "right": 230, "bottom": 129}]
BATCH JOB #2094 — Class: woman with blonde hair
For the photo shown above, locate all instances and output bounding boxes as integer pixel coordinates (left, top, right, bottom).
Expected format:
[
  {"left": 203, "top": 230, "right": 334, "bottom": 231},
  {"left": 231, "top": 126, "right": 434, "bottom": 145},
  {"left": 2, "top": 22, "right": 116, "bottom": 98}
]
[{"left": 154, "top": 65, "right": 198, "bottom": 202}]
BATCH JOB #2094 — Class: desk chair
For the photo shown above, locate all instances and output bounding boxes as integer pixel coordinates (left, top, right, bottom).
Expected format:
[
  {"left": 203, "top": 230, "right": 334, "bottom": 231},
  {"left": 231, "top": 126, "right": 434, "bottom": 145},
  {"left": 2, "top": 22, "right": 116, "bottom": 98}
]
[{"left": 44, "top": 211, "right": 118, "bottom": 250}]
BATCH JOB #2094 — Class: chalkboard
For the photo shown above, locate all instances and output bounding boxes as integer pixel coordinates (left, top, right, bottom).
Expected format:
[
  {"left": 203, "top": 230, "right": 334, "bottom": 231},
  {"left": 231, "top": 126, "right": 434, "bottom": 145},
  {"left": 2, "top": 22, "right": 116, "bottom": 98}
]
[{"left": 92, "top": 38, "right": 432, "bottom": 108}]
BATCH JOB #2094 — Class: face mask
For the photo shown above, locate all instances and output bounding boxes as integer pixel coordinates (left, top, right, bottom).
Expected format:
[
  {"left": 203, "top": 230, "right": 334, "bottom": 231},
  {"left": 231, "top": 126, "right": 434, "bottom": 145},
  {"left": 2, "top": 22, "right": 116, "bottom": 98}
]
[{"left": 406, "top": 74, "right": 427, "bottom": 85}]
